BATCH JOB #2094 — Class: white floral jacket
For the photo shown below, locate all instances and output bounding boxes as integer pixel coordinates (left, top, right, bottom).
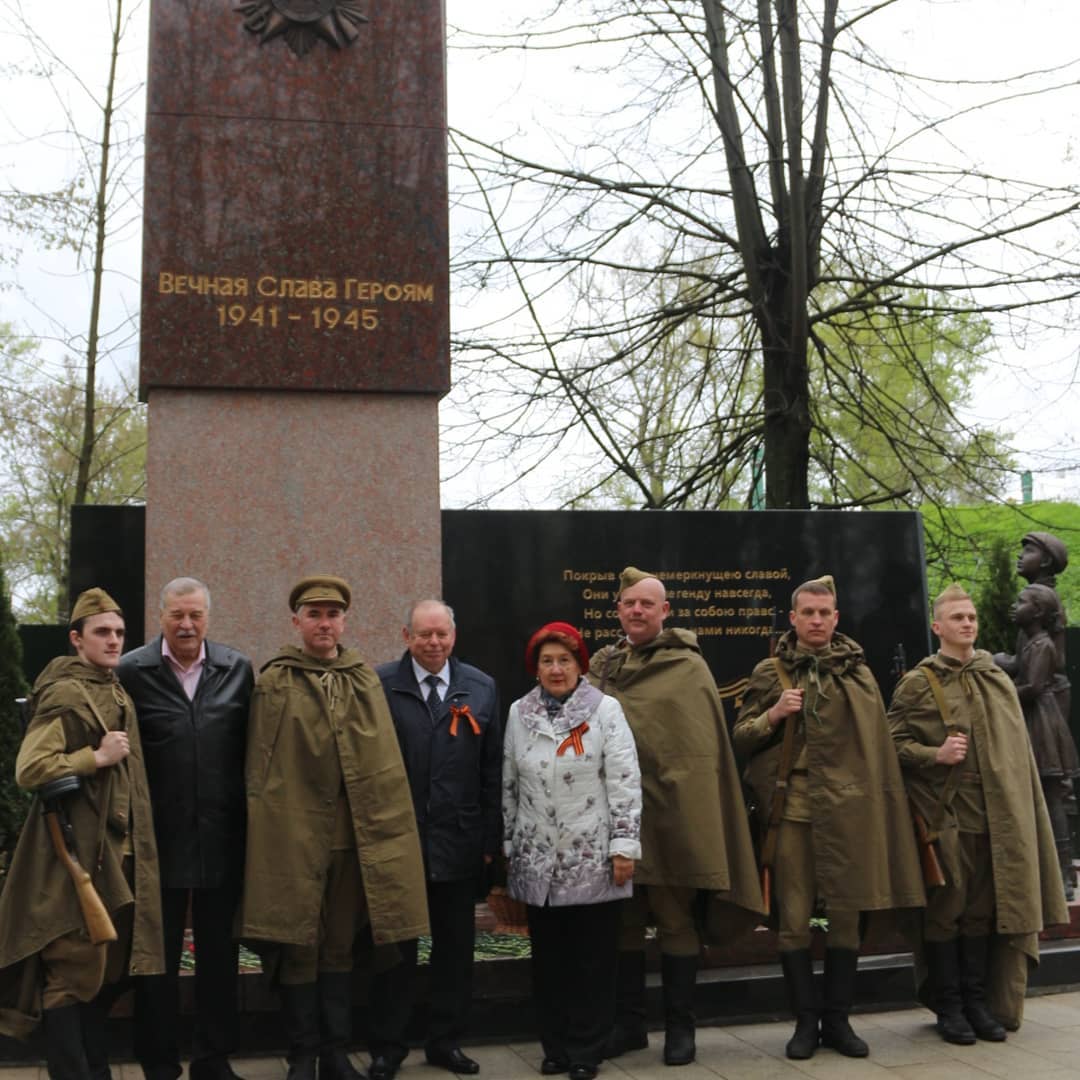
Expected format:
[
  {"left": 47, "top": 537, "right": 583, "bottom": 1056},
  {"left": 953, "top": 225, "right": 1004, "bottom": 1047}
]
[{"left": 502, "top": 679, "right": 641, "bottom": 907}]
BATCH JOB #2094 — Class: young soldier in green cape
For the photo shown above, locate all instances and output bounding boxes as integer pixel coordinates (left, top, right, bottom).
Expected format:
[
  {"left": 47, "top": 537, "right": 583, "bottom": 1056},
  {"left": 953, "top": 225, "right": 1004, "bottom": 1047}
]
[
  {"left": 735, "top": 575, "right": 924, "bottom": 1061},
  {"left": 0, "top": 588, "right": 163, "bottom": 1079},
  {"left": 889, "top": 584, "right": 1068, "bottom": 1042},
  {"left": 239, "top": 576, "right": 428, "bottom": 1080}
]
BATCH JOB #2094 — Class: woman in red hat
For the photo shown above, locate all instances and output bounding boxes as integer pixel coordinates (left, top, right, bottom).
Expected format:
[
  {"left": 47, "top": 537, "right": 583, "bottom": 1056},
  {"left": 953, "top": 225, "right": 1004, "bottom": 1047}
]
[{"left": 503, "top": 622, "right": 642, "bottom": 1080}]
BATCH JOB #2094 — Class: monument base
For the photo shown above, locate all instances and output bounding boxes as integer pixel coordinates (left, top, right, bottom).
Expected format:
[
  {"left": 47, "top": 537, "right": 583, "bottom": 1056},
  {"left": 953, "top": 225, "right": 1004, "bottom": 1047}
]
[{"left": 145, "top": 389, "right": 440, "bottom": 665}]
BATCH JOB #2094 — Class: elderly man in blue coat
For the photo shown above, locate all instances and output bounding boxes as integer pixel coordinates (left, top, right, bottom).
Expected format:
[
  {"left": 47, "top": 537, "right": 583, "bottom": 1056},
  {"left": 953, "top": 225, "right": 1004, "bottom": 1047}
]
[{"left": 366, "top": 600, "right": 502, "bottom": 1079}]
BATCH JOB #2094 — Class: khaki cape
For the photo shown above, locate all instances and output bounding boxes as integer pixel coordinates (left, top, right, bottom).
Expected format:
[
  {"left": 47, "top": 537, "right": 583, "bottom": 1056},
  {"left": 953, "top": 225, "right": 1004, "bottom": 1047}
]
[
  {"left": 240, "top": 646, "right": 428, "bottom": 948},
  {"left": 589, "top": 629, "right": 763, "bottom": 917},
  {"left": 735, "top": 631, "right": 925, "bottom": 914},
  {"left": 0, "top": 657, "right": 163, "bottom": 1040},
  {"left": 889, "top": 649, "right": 1069, "bottom": 1028}
]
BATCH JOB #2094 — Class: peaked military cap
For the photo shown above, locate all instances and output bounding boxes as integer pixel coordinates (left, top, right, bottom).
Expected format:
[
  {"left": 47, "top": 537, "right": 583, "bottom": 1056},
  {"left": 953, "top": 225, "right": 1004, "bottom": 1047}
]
[{"left": 289, "top": 575, "right": 352, "bottom": 612}]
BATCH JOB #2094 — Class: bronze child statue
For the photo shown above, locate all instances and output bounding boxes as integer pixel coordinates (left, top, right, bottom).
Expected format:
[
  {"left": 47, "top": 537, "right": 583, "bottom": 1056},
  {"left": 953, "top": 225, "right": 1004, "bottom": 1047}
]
[{"left": 995, "top": 533, "right": 1078, "bottom": 904}]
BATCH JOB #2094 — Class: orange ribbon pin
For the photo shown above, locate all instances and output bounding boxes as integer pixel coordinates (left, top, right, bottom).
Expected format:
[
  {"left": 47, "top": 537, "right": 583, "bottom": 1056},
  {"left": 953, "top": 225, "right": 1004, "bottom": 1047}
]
[
  {"left": 449, "top": 704, "right": 481, "bottom": 736},
  {"left": 556, "top": 722, "right": 590, "bottom": 756}
]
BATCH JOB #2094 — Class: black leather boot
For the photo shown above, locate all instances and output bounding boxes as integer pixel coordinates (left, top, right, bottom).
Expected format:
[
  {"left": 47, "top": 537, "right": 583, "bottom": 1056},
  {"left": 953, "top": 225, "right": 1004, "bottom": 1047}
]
[
  {"left": 923, "top": 939, "right": 976, "bottom": 1045},
  {"left": 280, "top": 983, "right": 320, "bottom": 1080},
  {"left": 779, "top": 950, "right": 818, "bottom": 1059},
  {"left": 43, "top": 1005, "right": 92, "bottom": 1080},
  {"left": 317, "top": 972, "right": 365, "bottom": 1080},
  {"left": 80, "top": 997, "right": 114, "bottom": 1080},
  {"left": 603, "top": 950, "right": 649, "bottom": 1059},
  {"left": 958, "top": 937, "right": 1006, "bottom": 1042},
  {"left": 818, "top": 949, "right": 868, "bottom": 1057},
  {"left": 660, "top": 953, "right": 697, "bottom": 1066}
]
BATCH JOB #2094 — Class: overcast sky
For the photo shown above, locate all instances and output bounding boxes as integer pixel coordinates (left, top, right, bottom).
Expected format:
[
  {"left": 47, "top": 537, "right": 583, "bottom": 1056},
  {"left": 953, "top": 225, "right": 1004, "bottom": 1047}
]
[{"left": 2, "top": 0, "right": 1078, "bottom": 504}]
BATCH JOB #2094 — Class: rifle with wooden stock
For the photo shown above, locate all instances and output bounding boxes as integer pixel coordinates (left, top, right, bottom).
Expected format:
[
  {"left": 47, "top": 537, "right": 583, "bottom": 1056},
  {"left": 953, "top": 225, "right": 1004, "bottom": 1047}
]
[
  {"left": 39, "top": 775, "right": 117, "bottom": 945},
  {"left": 918, "top": 664, "right": 967, "bottom": 889},
  {"left": 910, "top": 800, "right": 946, "bottom": 888}
]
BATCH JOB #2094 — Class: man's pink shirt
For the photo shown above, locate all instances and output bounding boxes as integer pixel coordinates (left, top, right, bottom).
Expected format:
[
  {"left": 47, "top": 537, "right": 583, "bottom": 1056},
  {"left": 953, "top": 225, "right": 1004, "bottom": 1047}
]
[{"left": 161, "top": 637, "right": 206, "bottom": 700}]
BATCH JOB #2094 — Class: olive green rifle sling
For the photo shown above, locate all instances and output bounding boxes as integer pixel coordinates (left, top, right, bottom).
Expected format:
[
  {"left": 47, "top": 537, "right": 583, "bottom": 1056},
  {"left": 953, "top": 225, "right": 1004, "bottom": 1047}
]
[{"left": 757, "top": 659, "right": 799, "bottom": 916}]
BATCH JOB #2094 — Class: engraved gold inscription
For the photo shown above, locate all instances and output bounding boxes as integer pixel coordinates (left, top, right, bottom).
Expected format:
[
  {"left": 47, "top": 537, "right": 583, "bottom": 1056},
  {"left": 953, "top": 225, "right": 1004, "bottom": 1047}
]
[
  {"left": 560, "top": 566, "right": 792, "bottom": 642},
  {"left": 158, "top": 272, "right": 435, "bottom": 332}
]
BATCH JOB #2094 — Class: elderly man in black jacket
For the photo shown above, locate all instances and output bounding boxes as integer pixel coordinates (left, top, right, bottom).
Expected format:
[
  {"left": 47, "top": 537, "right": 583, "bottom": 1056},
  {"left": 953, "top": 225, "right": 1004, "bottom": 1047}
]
[
  {"left": 117, "top": 577, "right": 253, "bottom": 1080},
  {"left": 367, "top": 600, "right": 502, "bottom": 1079}
]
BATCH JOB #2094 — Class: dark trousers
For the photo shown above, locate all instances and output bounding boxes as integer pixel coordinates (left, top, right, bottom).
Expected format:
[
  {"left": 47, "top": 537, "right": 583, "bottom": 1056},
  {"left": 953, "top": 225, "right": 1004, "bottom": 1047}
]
[
  {"left": 369, "top": 877, "right": 477, "bottom": 1058},
  {"left": 527, "top": 899, "right": 620, "bottom": 1068},
  {"left": 134, "top": 883, "right": 241, "bottom": 1073}
]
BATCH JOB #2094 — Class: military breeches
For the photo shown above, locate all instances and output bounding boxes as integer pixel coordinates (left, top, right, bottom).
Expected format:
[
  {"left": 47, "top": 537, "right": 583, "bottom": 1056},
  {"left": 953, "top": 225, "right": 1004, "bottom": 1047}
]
[
  {"left": 279, "top": 849, "right": 369, "bottom": 985},
  {"left": 41, "top": 880, "right": 135, "bottom": 1010},
  {"left": 618, "top": 884, "right": 699, "bottom": 957},
  {"left": 923, "top": 831, "right": 994, "bottom": 942},
  {"left": 774, "top": 821, "right": 860, "bottom": 952}
]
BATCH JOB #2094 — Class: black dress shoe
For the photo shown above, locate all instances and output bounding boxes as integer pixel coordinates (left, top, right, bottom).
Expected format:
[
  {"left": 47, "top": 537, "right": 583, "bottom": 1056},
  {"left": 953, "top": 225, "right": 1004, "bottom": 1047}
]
[
  {"left": 190, "top": 1061, "right": 244, "bottom": 1080},
  {"left": 568, "top": 1066, "right": 597, "bottom": 1080},
  {"left": 540, "top": 1057, "right": 568, "bottom": 1075},
  {"left": 369, "top": 1053, "right": 401, "bottom": 1080},
  {"left": 425, "top": 1047, "right": 480, "bottom": 1075}
]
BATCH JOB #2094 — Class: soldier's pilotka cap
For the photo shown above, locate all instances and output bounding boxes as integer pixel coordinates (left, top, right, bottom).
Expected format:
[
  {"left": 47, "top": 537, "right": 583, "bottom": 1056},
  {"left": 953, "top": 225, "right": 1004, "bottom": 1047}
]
[
  {"left": 289, "top": 575, "right": 352, "bottom": 612},
  {"left": 616, "top": 565, "right": 661, "bottom": 599},
  {"left": 791, "top": 573, "right": 836, "bottom": 608},
  {"left": 69, "top": 587, "right": 122, "bottom": 626}
]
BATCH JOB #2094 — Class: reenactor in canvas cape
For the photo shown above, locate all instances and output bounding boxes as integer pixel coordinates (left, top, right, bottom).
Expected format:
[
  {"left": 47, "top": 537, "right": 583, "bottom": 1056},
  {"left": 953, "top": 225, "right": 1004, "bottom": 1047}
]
[
  {"left": 239, "top": 576, "right": 428, "bottom": 1080},
  {"left": 735, "top": 575, "right": 924, "bottom": 1061},
  {"left": 588, "top": 566, "right": 763, "bottom": 1067},
  {"left": 889, "top": 583, "right": 1068, "bottom": 1042},
  {"left": 0, "top": 588, "right": 163, "bottom": 1080}
]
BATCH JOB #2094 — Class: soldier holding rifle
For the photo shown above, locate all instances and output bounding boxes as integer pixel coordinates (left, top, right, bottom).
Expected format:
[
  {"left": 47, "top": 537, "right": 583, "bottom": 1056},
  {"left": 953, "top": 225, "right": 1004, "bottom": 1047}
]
[
  {"left": 0, "top": 588, "right": 163, "bottom": 1080},
  {"left": 734, "top": 575, "right": 924, "bottom": 1061}
]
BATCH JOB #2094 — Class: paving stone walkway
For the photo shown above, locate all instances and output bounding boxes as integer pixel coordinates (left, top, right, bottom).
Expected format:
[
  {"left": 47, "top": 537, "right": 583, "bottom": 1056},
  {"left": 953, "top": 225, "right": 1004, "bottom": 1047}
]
[{"left": 6, "top": 989, "right": 1079, "bottom": 1080}]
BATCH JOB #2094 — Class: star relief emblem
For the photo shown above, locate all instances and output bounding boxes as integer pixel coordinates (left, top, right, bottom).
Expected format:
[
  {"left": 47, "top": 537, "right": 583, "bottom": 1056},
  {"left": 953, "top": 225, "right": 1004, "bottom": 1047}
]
[{"left": 236, "top": 1, "right": 369, "bottom": 57}]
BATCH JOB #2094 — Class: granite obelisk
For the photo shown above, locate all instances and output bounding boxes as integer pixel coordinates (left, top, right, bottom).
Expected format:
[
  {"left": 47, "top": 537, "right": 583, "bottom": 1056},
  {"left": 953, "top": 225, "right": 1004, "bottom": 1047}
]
[{"left": 139, "top": 1, "right": 447, "bottom": 662}]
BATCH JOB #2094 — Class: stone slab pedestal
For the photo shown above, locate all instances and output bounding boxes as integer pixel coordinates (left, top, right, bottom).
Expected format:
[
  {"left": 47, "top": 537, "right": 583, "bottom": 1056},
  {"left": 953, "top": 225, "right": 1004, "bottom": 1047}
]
[{"left": 145, "top": 389, "right": 439, "bottom": 666}]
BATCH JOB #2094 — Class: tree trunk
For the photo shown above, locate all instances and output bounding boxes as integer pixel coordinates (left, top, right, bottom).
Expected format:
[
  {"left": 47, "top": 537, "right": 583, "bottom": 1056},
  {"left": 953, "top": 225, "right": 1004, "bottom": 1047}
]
[
  {"left": 760, "top": 310, "right": 811, "bottom": 509},
  {"left": 70, "top": 0, "right": 122, "bottom": 614},
  {"left": 74, "top": 0, "right": 122, "bottom": 510}
]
